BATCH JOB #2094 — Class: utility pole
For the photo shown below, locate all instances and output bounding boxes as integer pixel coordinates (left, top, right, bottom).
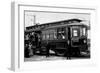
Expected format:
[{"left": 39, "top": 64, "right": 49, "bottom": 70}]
[
  {"left": 25, "top": 14, "right": 36, "bottom": 26},
  {"left": 33, "top": 15, "right": 36, "bottom": 25}
]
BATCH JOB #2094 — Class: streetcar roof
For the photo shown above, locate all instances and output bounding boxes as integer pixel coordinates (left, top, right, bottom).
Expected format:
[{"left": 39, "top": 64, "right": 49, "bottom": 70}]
[
  {"left": 42, "top": 22, "right": 88, "bottom": 30},
  {"left": 25, "top": 28, "right": 41, "bottom": 32},
  {"left": 40, "top": 18, "right": 82, "bottom": 25},
  {"left": 26, "top": 19, "right": 82, "bottom": 30}
]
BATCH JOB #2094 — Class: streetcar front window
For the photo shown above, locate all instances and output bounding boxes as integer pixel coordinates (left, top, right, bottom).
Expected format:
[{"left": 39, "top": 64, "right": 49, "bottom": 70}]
[
  {"left": 72, "top": 28, "right": 80, "bottom": 37},
  {"left": 73, "top": 30, "right": 78, "bottom": 37},
  {"left": 82, "top": 28, "right": 86, "bottom": 36}
]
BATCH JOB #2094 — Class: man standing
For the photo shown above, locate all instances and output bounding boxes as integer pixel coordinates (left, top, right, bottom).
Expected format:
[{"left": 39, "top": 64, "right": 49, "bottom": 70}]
[
  {"left": 46, "top": 41, "right": 50, "bottom": 57},
  {"left": 66, "top": 27, "right": 72, "bottom": 59}
]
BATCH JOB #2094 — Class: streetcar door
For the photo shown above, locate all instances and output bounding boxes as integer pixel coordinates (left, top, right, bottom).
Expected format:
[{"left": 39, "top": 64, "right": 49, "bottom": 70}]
[{"left": 71, "top": 26, "right": 80, "bottom": 47}]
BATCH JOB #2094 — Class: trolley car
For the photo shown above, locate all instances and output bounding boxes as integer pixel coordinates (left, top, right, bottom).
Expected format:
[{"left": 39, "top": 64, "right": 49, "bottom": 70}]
[{"left": 24, "top": 19, "right": 89, "bottom": 57}]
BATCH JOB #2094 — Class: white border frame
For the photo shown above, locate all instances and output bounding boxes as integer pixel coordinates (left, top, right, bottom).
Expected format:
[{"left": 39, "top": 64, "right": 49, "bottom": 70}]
[{"left": 11, "top": 2, "right": 97, "bottom": 71}]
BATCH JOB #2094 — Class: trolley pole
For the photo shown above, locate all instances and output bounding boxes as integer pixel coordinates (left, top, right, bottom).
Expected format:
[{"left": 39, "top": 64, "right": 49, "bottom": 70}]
[
  {"left": 31, "top": 15, "right": 36, "bottom": 26},
  {"left": 25, "top": 14, "right": 36, "bottom": 26}
]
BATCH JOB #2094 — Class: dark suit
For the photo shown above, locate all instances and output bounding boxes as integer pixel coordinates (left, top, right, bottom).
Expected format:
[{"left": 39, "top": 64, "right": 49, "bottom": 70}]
[{"left": 46, "top": 42, "right": 50, "bottom": 57}]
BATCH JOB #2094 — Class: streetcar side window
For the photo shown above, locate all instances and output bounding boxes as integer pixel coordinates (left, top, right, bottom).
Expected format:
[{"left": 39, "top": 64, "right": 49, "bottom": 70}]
[
  {"left": 57, "top": 27, "right": 66, "bottom": 39},
  {"left": 45, "top": 30, "right": 50, "bottom": 40},
  {"left": 54, "top": 30, "right": 57, "bottom": 39},
  {"left": 42, "top": 31, "right": 46, "bottom": 40},
  {"left": 49, "top": 30, "right": 54, "bottom": 40},
  {"left": 48, "top": 29, "right": 57, "bottom": 40},
  {"left": 42, "top": 34, "right": 45, "bottom": 40},
  {"left": 49, "top": 33, "right": 53, "bottom": 40},
  {"left": 46, "top": 34, "right": 50, "bottom": 40}
]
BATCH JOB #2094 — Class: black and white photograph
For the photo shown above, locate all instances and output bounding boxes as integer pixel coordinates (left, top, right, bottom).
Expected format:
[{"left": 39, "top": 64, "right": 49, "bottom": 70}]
[
  {"left": 24, "top": 10, "right": 90, "bottom": 62},
  {"left": 10, "top": 1, "right": 98, "bottom": 71}
]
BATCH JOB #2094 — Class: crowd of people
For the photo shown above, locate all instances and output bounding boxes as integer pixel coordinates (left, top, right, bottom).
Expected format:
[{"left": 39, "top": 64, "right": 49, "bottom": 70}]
[{"left": 24, "top": 32, "right": 41, "bottom": 57}]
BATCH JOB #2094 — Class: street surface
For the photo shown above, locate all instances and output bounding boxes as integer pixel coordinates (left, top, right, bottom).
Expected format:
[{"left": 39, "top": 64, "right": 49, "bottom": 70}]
[{"left": 24, "top": 52, "right": 90, "bottom": 62}]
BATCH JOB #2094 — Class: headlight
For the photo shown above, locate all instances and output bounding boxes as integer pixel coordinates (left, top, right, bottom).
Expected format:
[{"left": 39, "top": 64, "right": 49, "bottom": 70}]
[{"left": 84, "top": 40, "right": 86, "bottom": 43}]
